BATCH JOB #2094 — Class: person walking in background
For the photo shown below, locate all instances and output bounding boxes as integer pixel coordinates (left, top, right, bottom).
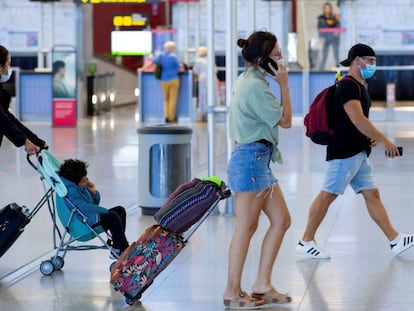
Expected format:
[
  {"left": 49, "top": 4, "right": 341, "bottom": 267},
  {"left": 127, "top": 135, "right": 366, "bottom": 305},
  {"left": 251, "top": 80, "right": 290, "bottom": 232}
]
[
  {"left": 0, "top": 45, "right": 47, "bottom": 155},
  {"left": 296, "top": 43, "right": 414, "bottom": 259},
  {"left": 223, "top": 31, "right": 293, "bottom": 308},
  {"left": 147, "top": 41, "right": 181, "bottom": 123},
  {"left": 318, "top": 2, "right": 340, "bottom": 70}
]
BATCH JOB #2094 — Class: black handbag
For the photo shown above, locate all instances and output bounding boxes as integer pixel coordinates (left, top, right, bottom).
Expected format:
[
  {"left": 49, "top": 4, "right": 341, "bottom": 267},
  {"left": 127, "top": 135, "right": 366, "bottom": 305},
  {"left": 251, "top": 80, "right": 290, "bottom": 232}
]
[{"left": 153, "top": 56, "right": 162, "bottom": 79}]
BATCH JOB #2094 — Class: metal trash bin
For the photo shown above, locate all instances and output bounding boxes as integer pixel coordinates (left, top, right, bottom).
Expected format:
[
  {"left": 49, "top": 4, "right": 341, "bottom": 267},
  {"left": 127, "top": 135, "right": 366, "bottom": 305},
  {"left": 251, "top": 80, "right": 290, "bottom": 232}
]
[{"left": 137, "top": 125, "right": 193, "bottom": 215}]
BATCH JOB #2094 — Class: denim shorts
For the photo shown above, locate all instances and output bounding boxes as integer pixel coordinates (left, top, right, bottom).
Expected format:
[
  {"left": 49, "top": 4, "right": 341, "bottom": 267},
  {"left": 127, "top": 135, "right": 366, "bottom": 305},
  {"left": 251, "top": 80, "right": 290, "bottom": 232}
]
[
  {"left": 227, "top": 142, "right": 277, "bottom": 192},
  {"left": 323, "top": 151, "right": 375, "bottom": 195}
]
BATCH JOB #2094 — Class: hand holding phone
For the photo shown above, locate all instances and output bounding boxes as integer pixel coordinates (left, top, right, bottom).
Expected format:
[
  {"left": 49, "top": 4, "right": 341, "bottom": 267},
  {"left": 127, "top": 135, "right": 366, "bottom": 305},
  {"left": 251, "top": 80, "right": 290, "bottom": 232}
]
[
  {"left": 259, "top": 58, "right": 279, "bottom": 76},
  {"left": 385, "top": 146, "right": 403, "bottom": 157}
]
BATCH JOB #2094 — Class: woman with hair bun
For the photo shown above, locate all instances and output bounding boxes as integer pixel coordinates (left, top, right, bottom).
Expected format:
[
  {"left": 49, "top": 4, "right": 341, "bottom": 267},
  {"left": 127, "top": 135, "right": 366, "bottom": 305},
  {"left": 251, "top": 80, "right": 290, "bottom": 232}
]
[{"left": 223, "top": 31, "right": 292, "bottom": 308}]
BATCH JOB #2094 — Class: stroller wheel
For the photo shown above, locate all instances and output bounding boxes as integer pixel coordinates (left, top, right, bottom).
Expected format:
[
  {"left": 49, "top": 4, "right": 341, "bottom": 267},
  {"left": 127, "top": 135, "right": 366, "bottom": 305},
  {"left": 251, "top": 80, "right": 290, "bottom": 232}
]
[
  {"left": 40, "top": 260, "right": 55, "bottom": 276},
  {"left": 52, "top": 256, "right": 64, "bottom": 271},
  {"left": 109, "top": 261, "right": 116, "bottom": 272}
]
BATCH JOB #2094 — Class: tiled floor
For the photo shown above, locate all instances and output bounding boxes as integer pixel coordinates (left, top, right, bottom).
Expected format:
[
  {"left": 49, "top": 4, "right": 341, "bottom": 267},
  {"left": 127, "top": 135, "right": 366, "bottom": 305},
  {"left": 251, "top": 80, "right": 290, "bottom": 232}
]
[{"left": 1, "top": 105, "right": 414, "bottom": 311}]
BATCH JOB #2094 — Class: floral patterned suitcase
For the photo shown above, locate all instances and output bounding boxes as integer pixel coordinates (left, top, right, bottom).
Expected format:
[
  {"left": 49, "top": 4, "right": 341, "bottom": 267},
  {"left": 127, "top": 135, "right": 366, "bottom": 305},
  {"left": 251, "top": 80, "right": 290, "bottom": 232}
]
[
  {"left": 110, "top": 177, "right": 231, "bottom": 306},
  {"left": 110, "top": 225, "right": 185, "bottom": 304}
]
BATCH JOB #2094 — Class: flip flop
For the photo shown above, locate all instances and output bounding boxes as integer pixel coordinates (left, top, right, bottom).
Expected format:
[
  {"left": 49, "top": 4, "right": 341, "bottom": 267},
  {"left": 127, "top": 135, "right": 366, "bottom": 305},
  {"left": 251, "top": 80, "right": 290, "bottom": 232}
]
[
  {"left": 251, "top": 289, "right": 292, "bottom": 305},
  {"left": 223, "top": 291, "right": 265, "bottom": 309}
]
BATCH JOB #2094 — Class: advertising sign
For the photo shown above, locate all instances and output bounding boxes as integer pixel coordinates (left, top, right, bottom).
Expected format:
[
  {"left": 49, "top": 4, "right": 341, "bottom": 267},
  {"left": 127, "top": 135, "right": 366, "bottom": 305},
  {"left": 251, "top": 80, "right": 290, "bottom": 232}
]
[{"left": 52, "top": 46, "right": 77, "bottom": 127}]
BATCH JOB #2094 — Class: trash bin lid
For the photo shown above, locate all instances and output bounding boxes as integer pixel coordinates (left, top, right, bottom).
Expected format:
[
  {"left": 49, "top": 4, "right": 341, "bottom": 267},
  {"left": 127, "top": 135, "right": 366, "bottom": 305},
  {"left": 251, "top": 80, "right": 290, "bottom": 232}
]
[{"left": 137, "top": 125, "right": 193, "bottom": 135}]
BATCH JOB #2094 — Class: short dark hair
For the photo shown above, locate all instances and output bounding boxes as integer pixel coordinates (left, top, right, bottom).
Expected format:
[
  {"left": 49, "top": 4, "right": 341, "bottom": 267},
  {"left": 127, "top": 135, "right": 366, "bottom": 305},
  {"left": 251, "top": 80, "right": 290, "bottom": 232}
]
[
  {"left": 0, "top": 46, "right": 9, "bottom": 67},
  {"left": 59, "top": 159, "right": 88, "bottom": 185},
  {"left": 237, "top": 31, "right": 277, "bottom": 66},
  {"left": 52, "top": 60, "right": 66, "bottom": 75}
]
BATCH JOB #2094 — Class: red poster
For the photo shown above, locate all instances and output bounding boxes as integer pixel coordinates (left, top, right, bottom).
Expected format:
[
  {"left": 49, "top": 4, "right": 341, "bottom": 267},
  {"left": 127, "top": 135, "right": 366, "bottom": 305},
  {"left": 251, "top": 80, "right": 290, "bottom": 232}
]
[{"left": 52, "top": 99, "right": 77, "bottom": 127}]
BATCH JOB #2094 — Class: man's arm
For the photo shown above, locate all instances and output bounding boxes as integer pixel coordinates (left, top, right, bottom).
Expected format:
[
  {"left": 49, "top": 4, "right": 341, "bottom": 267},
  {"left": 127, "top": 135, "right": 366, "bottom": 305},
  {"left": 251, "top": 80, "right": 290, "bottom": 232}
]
[{"left": 343, "top": 100, "right": 400, "bottom": 157}]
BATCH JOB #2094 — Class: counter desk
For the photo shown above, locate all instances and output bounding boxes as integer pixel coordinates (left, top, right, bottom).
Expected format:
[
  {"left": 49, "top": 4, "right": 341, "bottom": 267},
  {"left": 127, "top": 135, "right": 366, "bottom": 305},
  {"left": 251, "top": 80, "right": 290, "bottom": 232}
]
[{"left": 20, "top": 71, "right": 53, "bottom": 122}]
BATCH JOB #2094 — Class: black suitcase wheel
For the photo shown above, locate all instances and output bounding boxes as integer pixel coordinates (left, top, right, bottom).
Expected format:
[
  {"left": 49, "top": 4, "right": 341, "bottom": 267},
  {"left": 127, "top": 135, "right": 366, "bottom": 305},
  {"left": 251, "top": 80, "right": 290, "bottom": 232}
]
[
  {"left": 52, "top": 256, "right": 64, "bottom": 271},
  {"left": 125, "top": 297, "right": 136, "bottom": 306},
  {"left": 40, "top": 260, "right": 54, "bottom": 276}
]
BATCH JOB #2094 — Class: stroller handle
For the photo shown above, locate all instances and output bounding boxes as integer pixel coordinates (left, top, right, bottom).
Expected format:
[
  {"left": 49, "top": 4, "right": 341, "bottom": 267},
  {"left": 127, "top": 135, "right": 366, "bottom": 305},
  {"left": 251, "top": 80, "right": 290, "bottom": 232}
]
[
  {"left": 27, "top": 153, "right": 38, "bottom": 170},
  {"left": 26, "top": 146, "right": 49, "bottom": 170}
]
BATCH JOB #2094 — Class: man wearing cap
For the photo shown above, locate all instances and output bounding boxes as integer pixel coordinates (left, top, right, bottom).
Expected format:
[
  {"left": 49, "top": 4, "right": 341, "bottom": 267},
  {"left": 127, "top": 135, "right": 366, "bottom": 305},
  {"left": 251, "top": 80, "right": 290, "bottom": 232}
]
[{"left": 296, "top": 43, "right": 414, "bottom": 259}]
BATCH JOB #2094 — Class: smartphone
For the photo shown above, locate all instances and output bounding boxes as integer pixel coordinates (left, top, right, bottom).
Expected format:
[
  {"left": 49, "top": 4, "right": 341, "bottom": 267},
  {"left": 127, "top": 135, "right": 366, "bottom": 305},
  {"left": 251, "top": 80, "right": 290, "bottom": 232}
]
[
  {"left": 259, "top": 58, "right": 278, "bottom": 76},
  {"left": 385, "top": 146, "right": 403, "bottom": 157}
]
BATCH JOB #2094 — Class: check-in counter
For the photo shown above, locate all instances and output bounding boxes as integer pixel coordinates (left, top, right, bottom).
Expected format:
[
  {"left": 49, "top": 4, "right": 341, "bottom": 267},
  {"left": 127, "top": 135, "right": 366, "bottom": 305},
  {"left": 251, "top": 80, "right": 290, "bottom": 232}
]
[
  {"left": 266, "top": 70, "right": 336, "bottom": 116},
  {"left": 20, "top": 71, "right": 53, "bottom": 122},
  {"left": 138, "top": 70, "right": 193, "bottom": 123}
]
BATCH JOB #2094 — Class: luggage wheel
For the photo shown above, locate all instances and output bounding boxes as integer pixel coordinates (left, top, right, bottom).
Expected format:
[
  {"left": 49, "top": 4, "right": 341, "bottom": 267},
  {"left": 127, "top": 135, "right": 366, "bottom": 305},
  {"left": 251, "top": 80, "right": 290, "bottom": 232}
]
[
  {"left": 124, "top": 280, "right": 153, "bottom": 305},
  {"left": 125, "top": 297, "right": 138, "bottom": 306}
]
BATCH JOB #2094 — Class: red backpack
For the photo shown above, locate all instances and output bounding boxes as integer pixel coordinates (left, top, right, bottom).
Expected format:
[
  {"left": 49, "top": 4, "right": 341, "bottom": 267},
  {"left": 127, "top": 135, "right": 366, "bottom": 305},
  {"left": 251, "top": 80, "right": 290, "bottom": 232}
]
[{"left": 304, "top": 75, "right": 356, "bottom": 145}]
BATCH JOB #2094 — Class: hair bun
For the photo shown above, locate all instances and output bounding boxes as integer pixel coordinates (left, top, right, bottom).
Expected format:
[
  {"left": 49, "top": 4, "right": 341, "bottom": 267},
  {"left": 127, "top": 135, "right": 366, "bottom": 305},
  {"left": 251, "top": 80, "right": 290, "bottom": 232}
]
[{"left": 237, "top": 38, "right": 247, "bottom": 48}]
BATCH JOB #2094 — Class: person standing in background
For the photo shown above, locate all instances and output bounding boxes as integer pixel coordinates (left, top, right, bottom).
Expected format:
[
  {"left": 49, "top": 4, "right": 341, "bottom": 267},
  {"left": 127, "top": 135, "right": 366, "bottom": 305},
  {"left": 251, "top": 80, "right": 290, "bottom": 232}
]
[
  {"left": 318, "top": 2, "right": 340, "bottom": 70},
  {"left": 192, "top": 46, "right": 219, "bottom": 123},
  {"left": 142, "top": 41, "right": 181, "bottom": 123},
  {"left": 192, "top": 46, "right": 208, "bottom": 123}
]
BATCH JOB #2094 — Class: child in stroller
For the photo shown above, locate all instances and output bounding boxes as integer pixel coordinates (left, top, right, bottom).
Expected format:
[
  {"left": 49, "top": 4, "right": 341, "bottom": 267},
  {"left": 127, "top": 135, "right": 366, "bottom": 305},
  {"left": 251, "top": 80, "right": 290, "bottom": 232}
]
[{"left": 58, "top": 159, "right": 129, "bottom": 257}]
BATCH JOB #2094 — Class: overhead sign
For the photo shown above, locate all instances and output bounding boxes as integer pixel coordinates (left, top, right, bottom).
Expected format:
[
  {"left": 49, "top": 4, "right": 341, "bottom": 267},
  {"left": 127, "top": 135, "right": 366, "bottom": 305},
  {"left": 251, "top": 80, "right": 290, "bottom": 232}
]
[
  {"left": 80, "top": 0, "right": 162, "bottom": 3},
  {"left": 113, "top": 14, "right": 147, "bottom": 27}
]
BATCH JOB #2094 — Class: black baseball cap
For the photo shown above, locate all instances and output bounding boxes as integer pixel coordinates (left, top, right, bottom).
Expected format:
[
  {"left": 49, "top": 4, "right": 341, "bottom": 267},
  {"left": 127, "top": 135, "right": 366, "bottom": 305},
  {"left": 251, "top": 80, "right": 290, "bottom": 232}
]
[{"left": 339, "top": 43, "right": 376, "bottom": 66}]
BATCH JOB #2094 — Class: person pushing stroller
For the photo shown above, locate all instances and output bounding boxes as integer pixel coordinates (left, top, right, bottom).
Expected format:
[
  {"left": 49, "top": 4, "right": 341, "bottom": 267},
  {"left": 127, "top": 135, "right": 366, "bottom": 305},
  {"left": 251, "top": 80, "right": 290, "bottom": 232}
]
[{"left": 58, "top": 159, "right": 129, "bottom": 257}]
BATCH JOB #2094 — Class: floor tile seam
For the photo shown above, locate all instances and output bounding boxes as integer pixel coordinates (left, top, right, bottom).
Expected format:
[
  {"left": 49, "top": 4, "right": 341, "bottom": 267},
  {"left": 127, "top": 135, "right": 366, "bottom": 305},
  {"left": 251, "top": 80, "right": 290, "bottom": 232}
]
[
  {"left": 0, "top": 251, "right": 54, "bottom": 289},
  {"left": 124, "top": 202, "right": 140, "bottom": 216}
]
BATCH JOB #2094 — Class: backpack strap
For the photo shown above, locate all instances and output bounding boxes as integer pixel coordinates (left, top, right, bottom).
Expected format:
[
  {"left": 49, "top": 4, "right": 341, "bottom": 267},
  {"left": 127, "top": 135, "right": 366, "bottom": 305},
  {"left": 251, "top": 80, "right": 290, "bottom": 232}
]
[{"left": 340, "top": 75, "right": 362, "bottom": 99}]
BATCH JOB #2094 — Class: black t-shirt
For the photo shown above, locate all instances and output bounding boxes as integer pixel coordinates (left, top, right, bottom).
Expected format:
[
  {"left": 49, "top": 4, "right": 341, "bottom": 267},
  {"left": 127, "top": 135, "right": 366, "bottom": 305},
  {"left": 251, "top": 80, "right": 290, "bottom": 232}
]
[{"left": 326, "top": 76, "right": 371, "bottom": 161}]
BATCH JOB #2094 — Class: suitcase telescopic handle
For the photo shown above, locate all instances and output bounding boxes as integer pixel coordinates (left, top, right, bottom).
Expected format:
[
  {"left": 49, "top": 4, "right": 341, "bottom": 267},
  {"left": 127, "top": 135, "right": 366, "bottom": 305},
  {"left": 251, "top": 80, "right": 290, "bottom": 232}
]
[
  {"left": 182, "top": 188, "right": 231, "bottom": 243},
  {"left": 220, "top": 189, "right": 232, "bottom": 200}
]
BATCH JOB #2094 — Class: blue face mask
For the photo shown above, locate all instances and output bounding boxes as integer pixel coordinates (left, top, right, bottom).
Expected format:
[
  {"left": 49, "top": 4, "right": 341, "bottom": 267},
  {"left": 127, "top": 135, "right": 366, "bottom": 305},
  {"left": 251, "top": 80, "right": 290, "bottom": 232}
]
[{"left": 360, "top": 59, "right": 376, "bottom": 79}]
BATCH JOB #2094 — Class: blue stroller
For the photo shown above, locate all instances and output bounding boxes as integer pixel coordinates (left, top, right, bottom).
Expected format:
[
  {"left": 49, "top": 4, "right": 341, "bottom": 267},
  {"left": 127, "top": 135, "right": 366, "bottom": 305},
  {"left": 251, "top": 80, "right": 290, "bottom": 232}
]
[{"left": 28, "top": 150, "right": 118, "bottom": 275}]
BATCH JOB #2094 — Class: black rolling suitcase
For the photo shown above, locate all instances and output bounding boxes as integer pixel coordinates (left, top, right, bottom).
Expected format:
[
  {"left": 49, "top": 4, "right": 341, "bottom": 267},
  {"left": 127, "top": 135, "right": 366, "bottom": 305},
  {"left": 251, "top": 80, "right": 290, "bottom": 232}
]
[{"left": 0, "top": 203, "right": 33, "bottom": 258}]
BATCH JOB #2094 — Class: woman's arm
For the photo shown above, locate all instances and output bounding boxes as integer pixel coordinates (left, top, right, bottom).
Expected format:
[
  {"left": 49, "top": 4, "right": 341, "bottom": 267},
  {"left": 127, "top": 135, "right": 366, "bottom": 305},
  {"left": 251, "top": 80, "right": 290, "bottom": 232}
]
[{"left": 273, "top": 64, "right": 292, "bottom": 128}]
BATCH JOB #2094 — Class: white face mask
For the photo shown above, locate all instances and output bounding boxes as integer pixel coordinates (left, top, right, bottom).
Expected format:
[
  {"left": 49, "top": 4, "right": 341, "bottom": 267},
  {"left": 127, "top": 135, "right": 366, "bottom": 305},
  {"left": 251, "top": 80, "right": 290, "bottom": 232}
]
[{"left": 0, "top": 68, "right": 12, "bottom": 83}]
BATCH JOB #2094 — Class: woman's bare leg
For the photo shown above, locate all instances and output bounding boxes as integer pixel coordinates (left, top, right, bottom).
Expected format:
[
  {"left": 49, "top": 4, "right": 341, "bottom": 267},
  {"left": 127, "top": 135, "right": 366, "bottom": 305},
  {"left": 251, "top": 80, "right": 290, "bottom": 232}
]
[
  {"left": 223, "top": 191, "right": 264, "bottom": 301},
  {"left": 252, "top": 184, "right": 291, "bottom": 301}
]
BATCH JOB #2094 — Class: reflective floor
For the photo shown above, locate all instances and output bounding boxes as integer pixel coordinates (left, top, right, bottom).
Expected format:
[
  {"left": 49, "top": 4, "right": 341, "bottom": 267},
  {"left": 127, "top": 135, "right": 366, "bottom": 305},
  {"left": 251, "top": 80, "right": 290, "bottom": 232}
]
[{"left": 1, "top": 105, "right": 414, "bottom": 311}]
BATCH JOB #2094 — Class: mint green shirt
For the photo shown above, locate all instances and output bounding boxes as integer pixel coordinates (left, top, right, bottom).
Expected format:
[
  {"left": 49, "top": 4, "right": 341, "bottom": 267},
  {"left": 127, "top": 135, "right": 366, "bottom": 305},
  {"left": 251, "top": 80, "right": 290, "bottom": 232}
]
[{"left": 229, "top": 66, "right": 283, "bottom": 163}]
